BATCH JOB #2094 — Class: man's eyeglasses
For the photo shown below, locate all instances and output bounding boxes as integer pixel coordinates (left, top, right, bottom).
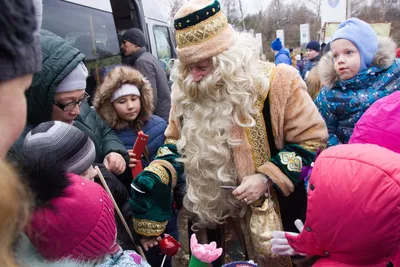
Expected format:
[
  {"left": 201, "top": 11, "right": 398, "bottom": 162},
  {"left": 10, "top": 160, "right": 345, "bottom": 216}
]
[{"left": 53, "top": 93, "right": 90, "bottom": 112}]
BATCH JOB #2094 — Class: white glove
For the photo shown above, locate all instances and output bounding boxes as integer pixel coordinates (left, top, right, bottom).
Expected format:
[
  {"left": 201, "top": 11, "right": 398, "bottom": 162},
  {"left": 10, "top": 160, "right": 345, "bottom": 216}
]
[{"left": 271, "top": 219, "right": 306, "bottom": 256}]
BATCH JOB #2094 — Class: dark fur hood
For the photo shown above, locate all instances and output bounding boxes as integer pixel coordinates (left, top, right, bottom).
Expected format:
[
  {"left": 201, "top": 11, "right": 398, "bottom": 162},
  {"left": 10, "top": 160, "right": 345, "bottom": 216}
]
[
  {"left": 318, "top": 37, "right": 397, "bottom": 87},
  {"left": 93, "top": 66, "right": 154, "bottom": 131}
]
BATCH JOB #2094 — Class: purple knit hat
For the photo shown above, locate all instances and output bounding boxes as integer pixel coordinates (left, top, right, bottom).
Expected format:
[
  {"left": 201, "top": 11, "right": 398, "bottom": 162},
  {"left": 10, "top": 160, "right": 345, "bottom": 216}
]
[{"left": 27, "top": 174, "right": 116, "bottom": 260}]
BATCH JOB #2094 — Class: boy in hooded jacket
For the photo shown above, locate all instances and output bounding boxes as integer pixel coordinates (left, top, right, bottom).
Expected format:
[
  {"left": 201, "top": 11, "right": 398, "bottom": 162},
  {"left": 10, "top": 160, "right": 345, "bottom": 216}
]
[
  {"left": 315, "top": 18, "right": 400, "bottom": 147},
  {"left": 271, "top": 38, "right": 292, "bottom": 66},
  {"left": 94, "top": 66, "right": 182, "bottom": 267}
]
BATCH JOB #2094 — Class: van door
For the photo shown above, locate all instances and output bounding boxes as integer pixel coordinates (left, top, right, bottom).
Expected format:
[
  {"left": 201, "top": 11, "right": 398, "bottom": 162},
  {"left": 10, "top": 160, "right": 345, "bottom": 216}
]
[{"left": 141, "top": 0, "right": 177, "bottom": 77}]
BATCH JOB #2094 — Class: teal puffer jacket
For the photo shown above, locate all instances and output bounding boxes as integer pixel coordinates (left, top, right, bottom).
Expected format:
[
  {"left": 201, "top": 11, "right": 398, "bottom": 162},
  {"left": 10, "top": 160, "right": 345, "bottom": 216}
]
[{"left": 12, "top": 29, "right": 128, "bottom": 163}]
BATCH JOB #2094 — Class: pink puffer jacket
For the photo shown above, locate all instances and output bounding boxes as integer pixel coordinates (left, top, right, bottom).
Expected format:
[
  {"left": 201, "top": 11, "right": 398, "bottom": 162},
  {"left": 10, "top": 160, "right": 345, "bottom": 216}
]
[
  {"left": 349, "top": 91, "right": 400, "bottom": 153},
  {"left": 286, "top": 144, "right": 400, "bottom": 266}
]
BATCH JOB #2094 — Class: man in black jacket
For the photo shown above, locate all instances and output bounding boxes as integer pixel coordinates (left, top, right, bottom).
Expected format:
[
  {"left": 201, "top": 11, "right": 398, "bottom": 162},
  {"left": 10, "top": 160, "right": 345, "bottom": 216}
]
[{"left": 121, "top": 28, "right": 171, "bottom": 122}]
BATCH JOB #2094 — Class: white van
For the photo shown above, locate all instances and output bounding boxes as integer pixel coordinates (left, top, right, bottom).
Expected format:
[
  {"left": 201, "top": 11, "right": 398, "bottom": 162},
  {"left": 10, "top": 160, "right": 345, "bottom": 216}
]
[
  {"left": 41, "top": 0, "right": 175, "bottom": 98},
  {"left": 141, "top": 0, "right": 176, "bottom": 70}
]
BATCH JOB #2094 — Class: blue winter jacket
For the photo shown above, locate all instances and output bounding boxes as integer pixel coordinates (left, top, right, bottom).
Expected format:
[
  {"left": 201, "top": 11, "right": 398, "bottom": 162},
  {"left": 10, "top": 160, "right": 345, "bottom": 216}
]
[
  {"left": 301, "top": 55, "right": 321, "bottom": 80},
  {"left": 274, "top": 48, "right": 292, "bottom": 66},
  {"left": 114, "top": 115, "right": 167, "bottom": 168},
  {"left": 315, "top": 45, "right": 400, "bottom": 147}
]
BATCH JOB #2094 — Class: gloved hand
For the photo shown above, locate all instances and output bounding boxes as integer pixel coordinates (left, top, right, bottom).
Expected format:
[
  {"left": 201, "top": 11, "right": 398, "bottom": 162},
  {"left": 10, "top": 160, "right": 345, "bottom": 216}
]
[{"left": 271, "top": 219, "right": 306, "bottom": 256}]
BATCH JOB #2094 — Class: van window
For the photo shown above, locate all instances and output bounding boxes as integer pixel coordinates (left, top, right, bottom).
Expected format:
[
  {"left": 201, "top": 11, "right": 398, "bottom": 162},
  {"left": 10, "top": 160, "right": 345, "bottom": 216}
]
[
  {"left": 42, "top": 0, "right": 122, "bottom": 100},
  {"left": 153, "top": 26, "right": 173, "bottom": 66}
]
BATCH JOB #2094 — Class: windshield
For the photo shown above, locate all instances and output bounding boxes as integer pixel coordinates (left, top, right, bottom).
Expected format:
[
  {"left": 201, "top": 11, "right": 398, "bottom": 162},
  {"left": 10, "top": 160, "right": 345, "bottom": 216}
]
[{"left": 42, "top": 0, "right": 122, "bottom": 98}]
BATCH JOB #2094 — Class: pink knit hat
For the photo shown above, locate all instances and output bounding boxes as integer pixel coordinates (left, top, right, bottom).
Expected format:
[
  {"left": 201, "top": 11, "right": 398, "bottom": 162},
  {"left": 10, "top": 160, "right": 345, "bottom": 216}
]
[{"left": 26, "top": 173, "right": 116, "bottom": 260}]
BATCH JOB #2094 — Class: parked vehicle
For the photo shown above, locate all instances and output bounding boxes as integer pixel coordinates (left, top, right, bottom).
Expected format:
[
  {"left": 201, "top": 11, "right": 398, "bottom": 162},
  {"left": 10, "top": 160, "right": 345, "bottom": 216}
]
[
  {"left": 141, "top": 0, "right": 176, "bottom": 73},
  {"left": 41, "top": 0, "right": 176, "bottom": 100}
]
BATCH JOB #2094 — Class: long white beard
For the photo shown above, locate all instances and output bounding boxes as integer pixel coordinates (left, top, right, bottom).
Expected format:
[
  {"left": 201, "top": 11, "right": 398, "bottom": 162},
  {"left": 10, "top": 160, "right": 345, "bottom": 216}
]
[
  {"left": 175, "top": 73, "right": 245, "bottom": 227},
  {"left": 170, "top": 32, "right": 266, "bottom": 227}
]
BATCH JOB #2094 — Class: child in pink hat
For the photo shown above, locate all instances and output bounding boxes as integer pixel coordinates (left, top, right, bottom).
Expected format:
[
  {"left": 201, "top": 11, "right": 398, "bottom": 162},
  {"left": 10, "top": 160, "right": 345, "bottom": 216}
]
[
  {"left": 271, "top": 144, "right": 400, "bottom": 266},
  {"left": 15, "top": 153, "right": 150, "bottom": 266}
]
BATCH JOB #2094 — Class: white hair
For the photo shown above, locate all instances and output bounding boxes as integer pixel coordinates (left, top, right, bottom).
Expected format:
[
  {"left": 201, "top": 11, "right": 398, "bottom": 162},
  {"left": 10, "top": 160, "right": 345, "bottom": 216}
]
[{"left": 170, "top": 32, "right": 268, "bottom": 227}]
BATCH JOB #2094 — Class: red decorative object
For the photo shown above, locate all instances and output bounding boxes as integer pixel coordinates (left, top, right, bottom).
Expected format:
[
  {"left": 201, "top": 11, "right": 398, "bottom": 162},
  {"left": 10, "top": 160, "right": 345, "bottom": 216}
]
[
  {"left": 131, "top": 131, "right": 148, "bottom": 179},
  {"left": 159, "top": 235, "right": 181, "bottom": 256}
]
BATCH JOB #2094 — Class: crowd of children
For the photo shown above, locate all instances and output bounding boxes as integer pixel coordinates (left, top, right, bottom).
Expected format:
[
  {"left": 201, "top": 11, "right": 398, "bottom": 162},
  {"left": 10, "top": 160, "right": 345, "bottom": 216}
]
[{"left": 0, "top": 0, "right": 399, "bottom": 266}]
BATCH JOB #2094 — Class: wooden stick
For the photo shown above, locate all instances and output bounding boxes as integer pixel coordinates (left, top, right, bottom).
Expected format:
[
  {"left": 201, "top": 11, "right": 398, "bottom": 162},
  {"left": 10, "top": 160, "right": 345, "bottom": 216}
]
[{"left": 94, "top": 166, "right": 147, "bottom": 261}]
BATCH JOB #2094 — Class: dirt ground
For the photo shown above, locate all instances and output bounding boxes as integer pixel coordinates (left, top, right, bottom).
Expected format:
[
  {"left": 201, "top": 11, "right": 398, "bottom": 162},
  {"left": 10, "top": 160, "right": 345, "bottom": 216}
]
[{"left": 172, "top": 209, "right": 191, "bottom": 267}]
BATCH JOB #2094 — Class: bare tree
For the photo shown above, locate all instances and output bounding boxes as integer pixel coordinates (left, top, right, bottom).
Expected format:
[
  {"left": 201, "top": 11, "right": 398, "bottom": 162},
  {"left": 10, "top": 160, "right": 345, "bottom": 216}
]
[
  {"left": 268, "top": 0, "right": 284, "bottom": 27},
  {"left": 308, "top": 0, "right": 321, "bottom": 24},
  {"left": 221, "top": 0, "right": 240, "bottom": 24},
  {"left": 379, "top": 0, "right": 400, "bottom": 21},
  {"left": 350, "top": 0, "right": 367, "bottom": 16},
  {"left": 166, "top": 0, "right": 186, "bottom": 25},
  {"left": 237, "top": 0, "right": 246, "bottom": 30}
]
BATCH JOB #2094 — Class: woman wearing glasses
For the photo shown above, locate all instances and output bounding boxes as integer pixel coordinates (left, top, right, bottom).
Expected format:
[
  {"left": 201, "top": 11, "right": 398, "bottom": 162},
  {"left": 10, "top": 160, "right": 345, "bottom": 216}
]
[{"left": 10, "top": 30, "right": 129, "bottom": 176}]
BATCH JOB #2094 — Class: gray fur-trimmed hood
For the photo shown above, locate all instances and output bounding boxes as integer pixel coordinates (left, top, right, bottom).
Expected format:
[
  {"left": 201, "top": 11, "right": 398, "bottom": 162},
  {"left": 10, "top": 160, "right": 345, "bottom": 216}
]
[
  {"left": 318, "top": 37, "right": 397, "bottom": 87},
  {"left": 93, "top": 66, "right": 154, "bottom": 131}
]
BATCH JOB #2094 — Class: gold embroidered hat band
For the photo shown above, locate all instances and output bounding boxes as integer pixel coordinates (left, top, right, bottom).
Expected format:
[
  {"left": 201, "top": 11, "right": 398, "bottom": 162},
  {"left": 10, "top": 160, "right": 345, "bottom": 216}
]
[{"left": 174, "top": 0, "right": 234, "bottom": 65}]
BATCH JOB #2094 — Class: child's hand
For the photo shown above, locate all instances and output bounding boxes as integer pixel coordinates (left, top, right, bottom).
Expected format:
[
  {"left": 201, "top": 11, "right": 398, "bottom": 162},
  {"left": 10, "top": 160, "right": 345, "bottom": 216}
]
[
  {"left": 271, "top": 219, "right": 306, "bottom": 256},
  {"left": 104, "top": 152, "right": 126, "bottom": 175},
  {"left": 140, "top": 236, "right": 162, "bottom": 251},
  {"left": 128, "top": 149, "right": 138, "bottom": 168}
]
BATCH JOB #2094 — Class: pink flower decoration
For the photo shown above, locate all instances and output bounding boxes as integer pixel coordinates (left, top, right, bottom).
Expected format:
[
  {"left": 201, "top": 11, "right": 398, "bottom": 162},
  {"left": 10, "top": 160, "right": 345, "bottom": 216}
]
[
  {"left": 129, "top": 253, "right": 142, "bottom": 264},
  {"left": 190, "top": 234, "right": 223, "bottom": 263}
]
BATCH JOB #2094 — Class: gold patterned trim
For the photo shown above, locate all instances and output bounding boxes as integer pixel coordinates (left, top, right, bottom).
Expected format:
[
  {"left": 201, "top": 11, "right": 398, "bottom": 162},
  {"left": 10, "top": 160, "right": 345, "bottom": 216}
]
[
  {"left": 164, "top": 138, "right": 177, "bottom": 145},
  {"left": 258, "top": 61, "right": 275, "bottom": 84},
  {"left": 133, "top": 218, "right": 167, "bottom": 237},
  {"left": 245, "top": 89, "right": 270, "bottom": 169},
  {"left": 144, "top": 163, "right": 169, "bottom": 185},
  {"left": 279, "top": 152, "right": 302, "bottom": 172},
  {"left": 156, "top": 146, "right": 174, "bottom": 157},
  {"left": 176, "top": 11, "right": 228, "bottom": 48},
  {"left": 268, "top": 67, "right": 278, "bottom": 140},
  {"left": 151, "top": 159, "right": 178, "bottom": 189},
  {"left": 299, "top": 140, "right": 327, "bottom": 152}
]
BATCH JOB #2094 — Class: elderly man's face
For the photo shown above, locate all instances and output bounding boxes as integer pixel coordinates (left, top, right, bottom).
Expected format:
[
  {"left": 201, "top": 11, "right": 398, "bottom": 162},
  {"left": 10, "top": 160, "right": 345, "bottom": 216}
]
[
  {"left": 0, "top": 74, "right": 33, "bottom": 157},
  {"left": 188, "top": 59, "right": 213, "bottom": 82}
]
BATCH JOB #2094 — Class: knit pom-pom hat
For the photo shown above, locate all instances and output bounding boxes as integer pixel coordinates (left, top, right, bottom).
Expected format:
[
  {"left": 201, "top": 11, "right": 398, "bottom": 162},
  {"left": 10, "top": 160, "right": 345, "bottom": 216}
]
[
  {"left": 271, "top": 38, "right": 283, "bottom": 51},
  {"left": 20, "top": 153, "right": 117, "bottom": 261}
]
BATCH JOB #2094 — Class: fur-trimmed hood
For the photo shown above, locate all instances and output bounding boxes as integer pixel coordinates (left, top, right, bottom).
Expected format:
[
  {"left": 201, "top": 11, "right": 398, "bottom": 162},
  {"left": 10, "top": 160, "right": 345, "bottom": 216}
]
[
  {"left": 93, "top": 66, "right": 154, "bottom": 131},
  {"left": 318, "top": 37, "right": 397, "bottom": 87}
]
